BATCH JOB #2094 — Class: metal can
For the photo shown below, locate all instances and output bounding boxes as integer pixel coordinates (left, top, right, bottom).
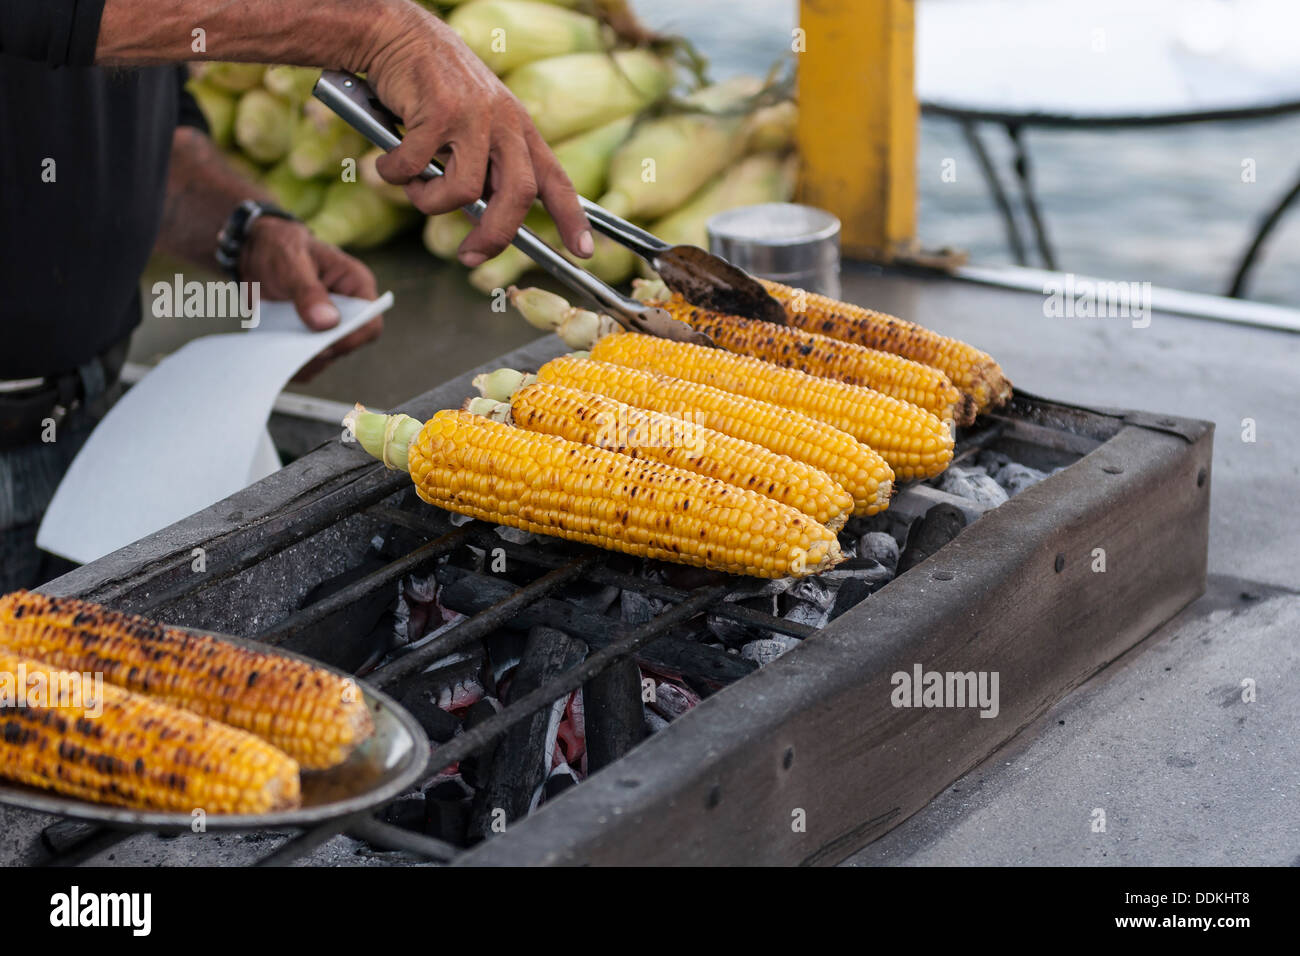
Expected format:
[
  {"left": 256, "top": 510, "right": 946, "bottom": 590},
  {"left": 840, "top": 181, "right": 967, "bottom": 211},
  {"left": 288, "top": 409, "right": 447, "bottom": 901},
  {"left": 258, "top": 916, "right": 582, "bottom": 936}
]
[{"left": 706, "top": 203, "right": 842, "bottom": 298}]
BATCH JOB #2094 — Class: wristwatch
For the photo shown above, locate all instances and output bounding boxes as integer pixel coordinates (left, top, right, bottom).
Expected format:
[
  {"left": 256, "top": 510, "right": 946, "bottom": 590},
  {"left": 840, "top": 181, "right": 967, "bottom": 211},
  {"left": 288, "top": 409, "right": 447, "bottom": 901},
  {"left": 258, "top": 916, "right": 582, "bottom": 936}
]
[{"left": 215, "top": 199, "right": 299, "bottom": 279}]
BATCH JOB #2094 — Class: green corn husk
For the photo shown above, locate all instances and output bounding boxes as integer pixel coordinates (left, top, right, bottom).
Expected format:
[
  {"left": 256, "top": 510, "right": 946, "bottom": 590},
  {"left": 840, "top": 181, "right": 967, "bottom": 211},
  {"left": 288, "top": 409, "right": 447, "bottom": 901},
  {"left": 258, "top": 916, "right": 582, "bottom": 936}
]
[
  {"left": 186, "top": 80, "right": 237, "bottom": 149},
  {"left": 645, "top": 152, "right": 798, "bottom": 250},
  {"left": 596, "top": 77, "right": 762, "bottom": 221},
  {"left": 744, "top": 100, "right": 798, "bottom": 153},
  {"left": 287, "top": 112, "right": 369, "bottom": 180},
  {"left": 469, "top": 224, "right": 635, "bottom": 293},
  {"left": 233, "top": 89, "right": 295, "bottom": 164},
  {"left": 262, "top": 162, "right": 328, "bottom": 220},
  {"left": 448, "top": 0, "right": 610, "bottom": 75},
  {"left": 551, "top": 114, "right": 633, "bottom": 198},
  {"left": 359, "top": 148, "right": 413, "bottom": 206},
  {"left": 194, "top": 62, "right": 267, "bottom": 93},
  {"left": 422, "top": 212, "right": 475, "bottom": 259},
  {"left": 506, "top": 50, "right": 673, "bottom": 142},
  {"left": 264, "top": 65, "right": 322, "bottom": 104},
  {"left": 306, "top": 182, "right": 418, "bottom": 249}
]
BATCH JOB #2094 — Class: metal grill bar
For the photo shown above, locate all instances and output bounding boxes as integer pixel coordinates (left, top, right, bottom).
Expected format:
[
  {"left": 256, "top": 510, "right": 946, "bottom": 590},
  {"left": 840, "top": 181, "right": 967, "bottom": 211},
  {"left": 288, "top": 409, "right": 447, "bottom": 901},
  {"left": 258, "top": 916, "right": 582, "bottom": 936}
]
[
  {"left": 372, "top": 557, "right": 597, "bottom": 689},
  {"left": 254, "top": 526, "right": 471, "bottom": 645}
]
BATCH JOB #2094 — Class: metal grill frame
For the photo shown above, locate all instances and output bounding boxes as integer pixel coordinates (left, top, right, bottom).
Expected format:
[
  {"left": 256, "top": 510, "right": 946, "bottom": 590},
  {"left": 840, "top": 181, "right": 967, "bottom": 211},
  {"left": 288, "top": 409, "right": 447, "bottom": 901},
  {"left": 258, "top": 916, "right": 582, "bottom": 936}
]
[{"left": 31, "top": 338, "right": 1213, "bottom": 866}]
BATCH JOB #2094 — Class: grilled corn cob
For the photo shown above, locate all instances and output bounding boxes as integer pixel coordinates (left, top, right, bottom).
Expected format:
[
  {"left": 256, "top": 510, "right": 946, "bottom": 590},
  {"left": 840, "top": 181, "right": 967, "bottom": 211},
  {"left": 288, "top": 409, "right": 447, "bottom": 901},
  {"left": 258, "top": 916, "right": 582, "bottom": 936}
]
[
  {"left": 345, "top": 406, "right": 844, "bottom": 579},
  {"left": 0, "top": 649, "right": 300, "bottom": 813},
  {"left": 488, "top": 382, "right": 855, "bottom": 530},
  {"left": 588, "top": 333, "right": 954, "bottom": 482},
  {"left": 629, "top": 287, "right": 972, "bottom": 425},
  {"left": 758, "top": 280, "right": 1013, "bottom": 413},
  {"left": 517, "top": 356, "right": 893, "bottom": 515},
  {"left": 0, "top": 592, "right": 374, "bottom": 771}
]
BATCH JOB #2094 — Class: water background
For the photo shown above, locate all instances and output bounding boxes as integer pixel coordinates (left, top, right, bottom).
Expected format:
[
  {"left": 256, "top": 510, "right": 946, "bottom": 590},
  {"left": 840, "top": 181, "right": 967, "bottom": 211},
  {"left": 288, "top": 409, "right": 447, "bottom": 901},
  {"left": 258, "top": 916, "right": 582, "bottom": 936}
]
[{"left": 640, "top": 0, "right": 1300, "bottom": 305}]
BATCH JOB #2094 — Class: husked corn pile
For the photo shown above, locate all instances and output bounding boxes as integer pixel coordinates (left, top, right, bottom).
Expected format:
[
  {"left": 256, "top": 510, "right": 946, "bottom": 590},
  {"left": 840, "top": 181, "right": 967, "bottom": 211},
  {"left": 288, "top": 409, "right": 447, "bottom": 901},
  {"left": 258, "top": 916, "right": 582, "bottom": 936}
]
[{"left": 187, "top": 0, "right": 797, "bottom": 276}]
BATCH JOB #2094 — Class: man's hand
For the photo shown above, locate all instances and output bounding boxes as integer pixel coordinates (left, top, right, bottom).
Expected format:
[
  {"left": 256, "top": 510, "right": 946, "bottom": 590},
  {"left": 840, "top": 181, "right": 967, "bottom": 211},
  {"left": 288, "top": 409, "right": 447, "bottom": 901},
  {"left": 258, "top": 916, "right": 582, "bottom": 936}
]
[
  {"left": 241, "top": 217, "right": 382, "bottom": 381},
  {"left": 366, "top": 6, "right": 593, "bottom": 267},
  {"left": 95, "top": 0, "right": 594, "bottom": 268}
]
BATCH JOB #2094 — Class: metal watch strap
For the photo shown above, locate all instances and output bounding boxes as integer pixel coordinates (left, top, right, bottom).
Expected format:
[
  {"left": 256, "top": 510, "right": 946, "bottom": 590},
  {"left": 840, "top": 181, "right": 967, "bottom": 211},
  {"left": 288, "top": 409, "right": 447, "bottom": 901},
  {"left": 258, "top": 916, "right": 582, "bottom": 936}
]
[{"left": 215, "top": 200, "right": 299, "bottom": 279}]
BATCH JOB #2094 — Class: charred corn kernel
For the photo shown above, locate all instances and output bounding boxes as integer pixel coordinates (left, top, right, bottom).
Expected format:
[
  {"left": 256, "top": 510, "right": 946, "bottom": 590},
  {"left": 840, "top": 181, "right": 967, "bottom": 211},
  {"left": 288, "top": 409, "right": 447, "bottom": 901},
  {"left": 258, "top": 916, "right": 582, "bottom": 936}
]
[
  {"left": 533, "top": 356, "right": 893, "bottom": 515},
  {"left": 588, "top": 333, "right": 954, "bottom": 483},
  {"left": 507, "top": 383, "right": 855, "bottom": 530},
  {"left": 349, "top": 407, "right": 844, "bottom": 579},
  {"left": 644, "top": 294, "right": 972, "bottom": 425},
  {"left": 0, "top": 592, "right": 374, "bottom": 771},
  {"left": 759, "top": 279, "right": 1013, "bottom": 413},
  {"left": 0, "top": 649, "right": 300, "bottom": 813}
]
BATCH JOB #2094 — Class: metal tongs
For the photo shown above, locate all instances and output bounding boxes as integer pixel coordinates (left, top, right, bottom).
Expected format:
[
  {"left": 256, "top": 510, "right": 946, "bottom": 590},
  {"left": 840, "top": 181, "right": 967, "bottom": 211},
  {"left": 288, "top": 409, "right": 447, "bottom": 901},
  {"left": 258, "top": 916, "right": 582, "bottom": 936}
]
[{"left": 313, "top": 70, "right": 789, "bottom": 345}]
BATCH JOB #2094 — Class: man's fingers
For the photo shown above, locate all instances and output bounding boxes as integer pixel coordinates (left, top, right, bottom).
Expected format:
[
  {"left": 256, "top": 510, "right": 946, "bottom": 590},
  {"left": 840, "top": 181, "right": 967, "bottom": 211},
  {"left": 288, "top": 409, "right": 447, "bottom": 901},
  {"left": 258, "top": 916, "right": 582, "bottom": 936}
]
[
  {"left": 400, "top": 123, "right": 491, "bottom": 219},
  {"left": 313, "top": 241, "right": 379, "bottom": 301},
  {"left": 457, "top": 126, "right": 538, "bottom": 266},
  {"left": 374, "top": 124, "right": 447, "bottom": 185},
  {"left": 283, "top": 246, "right": 340, "bottom": 331},
  {"left": 525, "top": 122, "right": 593, "bottom": 258}
]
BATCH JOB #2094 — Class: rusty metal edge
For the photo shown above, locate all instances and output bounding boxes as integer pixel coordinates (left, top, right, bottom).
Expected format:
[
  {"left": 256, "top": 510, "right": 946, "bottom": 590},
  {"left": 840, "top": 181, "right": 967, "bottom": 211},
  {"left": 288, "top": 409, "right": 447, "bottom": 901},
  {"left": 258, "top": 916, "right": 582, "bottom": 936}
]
[{"left": 456, "top": 418, "right": 1214, "bottom": 866}]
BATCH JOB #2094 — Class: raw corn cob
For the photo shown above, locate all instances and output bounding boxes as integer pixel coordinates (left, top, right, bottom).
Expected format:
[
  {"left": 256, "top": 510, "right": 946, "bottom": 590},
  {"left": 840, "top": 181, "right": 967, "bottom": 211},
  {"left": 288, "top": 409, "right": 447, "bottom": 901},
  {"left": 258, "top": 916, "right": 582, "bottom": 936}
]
[
  {"left": 589, "top": 333, "right": 954, "bottom": 482},
  {"left": 447, "top": 0, "right": 611, "bottom": 75},
  {"left": 0, "top": 649, "right": 300, "bottom": 813},
  {"left": 630, "top": 285, "right": 972, "bottom": 424},
  {"left": 506, "top": 50, "right": 673, "bottom": 142},
  {"left": 512, "top": 356, "right": 894, "bottom": 515},
  {"left": 486, "top": 382, "right": 855, "bottom": 530},
  {"left": 0, "top": 592, "right": 374, "bottom": 771},
  {"left": 346, "top": 407, "right": 844, "bottom": 579},
  {"left": 759, "top": 280, "right": 1013, "bottom": 413}
]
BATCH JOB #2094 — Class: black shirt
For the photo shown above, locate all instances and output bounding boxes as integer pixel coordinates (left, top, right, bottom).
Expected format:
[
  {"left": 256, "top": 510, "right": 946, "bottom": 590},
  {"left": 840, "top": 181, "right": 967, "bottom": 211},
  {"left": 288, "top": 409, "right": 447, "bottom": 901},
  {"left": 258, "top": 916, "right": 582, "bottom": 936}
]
[{"left": 0, "top": 0, "right": 208, "bottom": 378}]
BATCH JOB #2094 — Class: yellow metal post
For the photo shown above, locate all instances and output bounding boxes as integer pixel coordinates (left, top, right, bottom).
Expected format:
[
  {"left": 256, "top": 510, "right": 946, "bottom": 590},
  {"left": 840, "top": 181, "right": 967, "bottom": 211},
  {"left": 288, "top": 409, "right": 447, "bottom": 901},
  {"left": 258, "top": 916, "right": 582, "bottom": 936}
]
[{"left": 796, "top": 0, "right": 918, "bottom": 261}]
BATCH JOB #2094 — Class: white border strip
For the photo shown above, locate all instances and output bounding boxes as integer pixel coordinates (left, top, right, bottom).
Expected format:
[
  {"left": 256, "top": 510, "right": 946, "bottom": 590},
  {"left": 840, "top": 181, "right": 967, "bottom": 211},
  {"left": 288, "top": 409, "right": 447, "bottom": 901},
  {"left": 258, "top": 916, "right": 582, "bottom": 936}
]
[{"left": 954, "top": 264, "right": 1300, "bottom": 334}]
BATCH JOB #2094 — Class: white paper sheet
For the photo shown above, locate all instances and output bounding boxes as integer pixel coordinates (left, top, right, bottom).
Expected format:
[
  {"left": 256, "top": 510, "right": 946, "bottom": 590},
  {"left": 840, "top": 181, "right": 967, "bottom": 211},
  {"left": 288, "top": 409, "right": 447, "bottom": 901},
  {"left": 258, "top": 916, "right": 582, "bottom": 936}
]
[{"left": 37, "top": 292, "right": 393, "bottom": 564}]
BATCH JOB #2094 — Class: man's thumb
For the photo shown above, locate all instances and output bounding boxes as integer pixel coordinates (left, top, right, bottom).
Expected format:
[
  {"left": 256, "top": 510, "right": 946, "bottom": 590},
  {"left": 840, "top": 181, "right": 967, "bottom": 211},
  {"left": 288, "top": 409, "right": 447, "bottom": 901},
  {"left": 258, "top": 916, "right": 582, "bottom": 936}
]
[{"left": 292, "top": 272, "right": 342, "bottom": 332}]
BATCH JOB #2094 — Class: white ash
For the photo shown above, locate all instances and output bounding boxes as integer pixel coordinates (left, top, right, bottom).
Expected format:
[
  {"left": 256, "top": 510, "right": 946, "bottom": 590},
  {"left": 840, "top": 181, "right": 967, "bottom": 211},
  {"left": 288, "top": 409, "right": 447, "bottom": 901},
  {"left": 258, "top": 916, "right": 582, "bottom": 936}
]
[
  {"left": 721, "top": 577, "right": 795, "bottom": 602},
  {"left": 740, "top": 635, "right": 801, "bottom": 666},
  {"left": 565, "top": 583, "right": 621, "bottom": 614},
  {"left": 936, "top": 466, "right": 1010, "bottom": 508},
  {"left": 977, "top": 450, "right": 1052, "bottom": 496},
  {"left": 621, "top": 589, "right": 669, "bottom": 625},
  {"left": 858, "top": 532, "right": 899, "bottom": 572},
  {"left": 493, "top": 525, "right": 536, "bottom": 545},
  {"left": 448, "top": 512, "right": 475, "bottom": 527},
  {"left": 405, "top": 571, "right": 438, "bottom": 604},
  {"left": 788, "top": 576, "right": 835, "bottom": 607},
  {"left": 437, "top": 678, "right": 487, "bottom": 711},
  {"left": 784, "top": 600, "right": 830, "bottom": 630},
  {"left": 644, "top": 712, "right": 671, "bottom": 734}
]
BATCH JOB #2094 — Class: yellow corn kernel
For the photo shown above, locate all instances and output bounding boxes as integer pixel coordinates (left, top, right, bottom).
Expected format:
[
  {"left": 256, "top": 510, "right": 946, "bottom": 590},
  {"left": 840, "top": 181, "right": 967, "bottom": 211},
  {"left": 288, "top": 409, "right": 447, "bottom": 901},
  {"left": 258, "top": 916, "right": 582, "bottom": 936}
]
[
  {"left": 0, "top": 592, "right": 374, "bottom": 771},
  {"left": 535, "top": 356, "right": 893, "bottom": 515}
]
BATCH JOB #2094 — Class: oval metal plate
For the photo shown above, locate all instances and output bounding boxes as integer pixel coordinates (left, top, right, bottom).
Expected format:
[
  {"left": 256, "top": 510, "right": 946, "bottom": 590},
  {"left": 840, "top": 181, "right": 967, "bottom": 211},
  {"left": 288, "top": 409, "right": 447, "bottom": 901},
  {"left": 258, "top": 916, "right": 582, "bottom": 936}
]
[{"left": 0, "top": 630, "right": 428, "bottom": 831}]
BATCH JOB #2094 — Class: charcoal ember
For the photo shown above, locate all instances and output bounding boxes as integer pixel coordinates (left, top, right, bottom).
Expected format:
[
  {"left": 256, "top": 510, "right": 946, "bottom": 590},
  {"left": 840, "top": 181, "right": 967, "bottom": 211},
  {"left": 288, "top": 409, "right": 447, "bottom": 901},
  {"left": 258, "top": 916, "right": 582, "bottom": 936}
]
[
  {"left": 936, "top": 466, "right": 1009, "bottom": 508},
  {"left": 645, "top": 712, "right": 671, "bottom": 734},
  {"left": 397, "top": 686, "right": 463, "bottom": 744},
  {"left": 857, "top": 531, "right": 900, "bottom": 572},
  {"left": 564, "top": 582, "right": 621, "bottom": 614},
  {"left": 425, "top": 794, "right": 470, "bottom": 846},
  {"left": 458, "top": 697, "right": 502, "bottom": 789},
  {"left": 705, "top": 612, "right": 758, "bottom": 646},
  {"left": 788, "top": 576, "right": 835, "bottom": 607},
  {"left": 721, "top": 577, "right": 794, "bottom": 602},
  {"left": 830, "top": 577, "right": 876, "bottom": 620},
  {"left": 381, "top": 793, "right": 427, "bottom": 831},
  {"left": 661, "top": 565, "right": 730, "bottom": 590},
  {"left": 621, "top": 589, "right": 668, "bottom": 625},
  {"left": 650, "top": 682, "right": 698, "bottom": 721},
  {"left": 426, "top": 777, "right": 471, "bottom": 802},
  {"left": 740, "top": 635, "right": 800, "bottom": 666},
  {"left": 898, "top": 502, "right": 967, "bottom": 574},
  {"left": 542, "top": 765, "right": 579, "bottom": 802},
  {"left": 437, "top": 678, "right": 487, "bottom": 712}
]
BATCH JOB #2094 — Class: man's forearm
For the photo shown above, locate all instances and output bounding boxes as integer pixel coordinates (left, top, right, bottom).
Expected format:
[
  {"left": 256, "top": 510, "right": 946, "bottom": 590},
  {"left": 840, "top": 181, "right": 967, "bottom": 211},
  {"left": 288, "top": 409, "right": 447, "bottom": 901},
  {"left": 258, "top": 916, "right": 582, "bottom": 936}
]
[
  {"left": 95, "top": 0, "right": 414, "bottom": 73},
  {"left": 157, "top": 126, "right": 270, "bottom": 268}
]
